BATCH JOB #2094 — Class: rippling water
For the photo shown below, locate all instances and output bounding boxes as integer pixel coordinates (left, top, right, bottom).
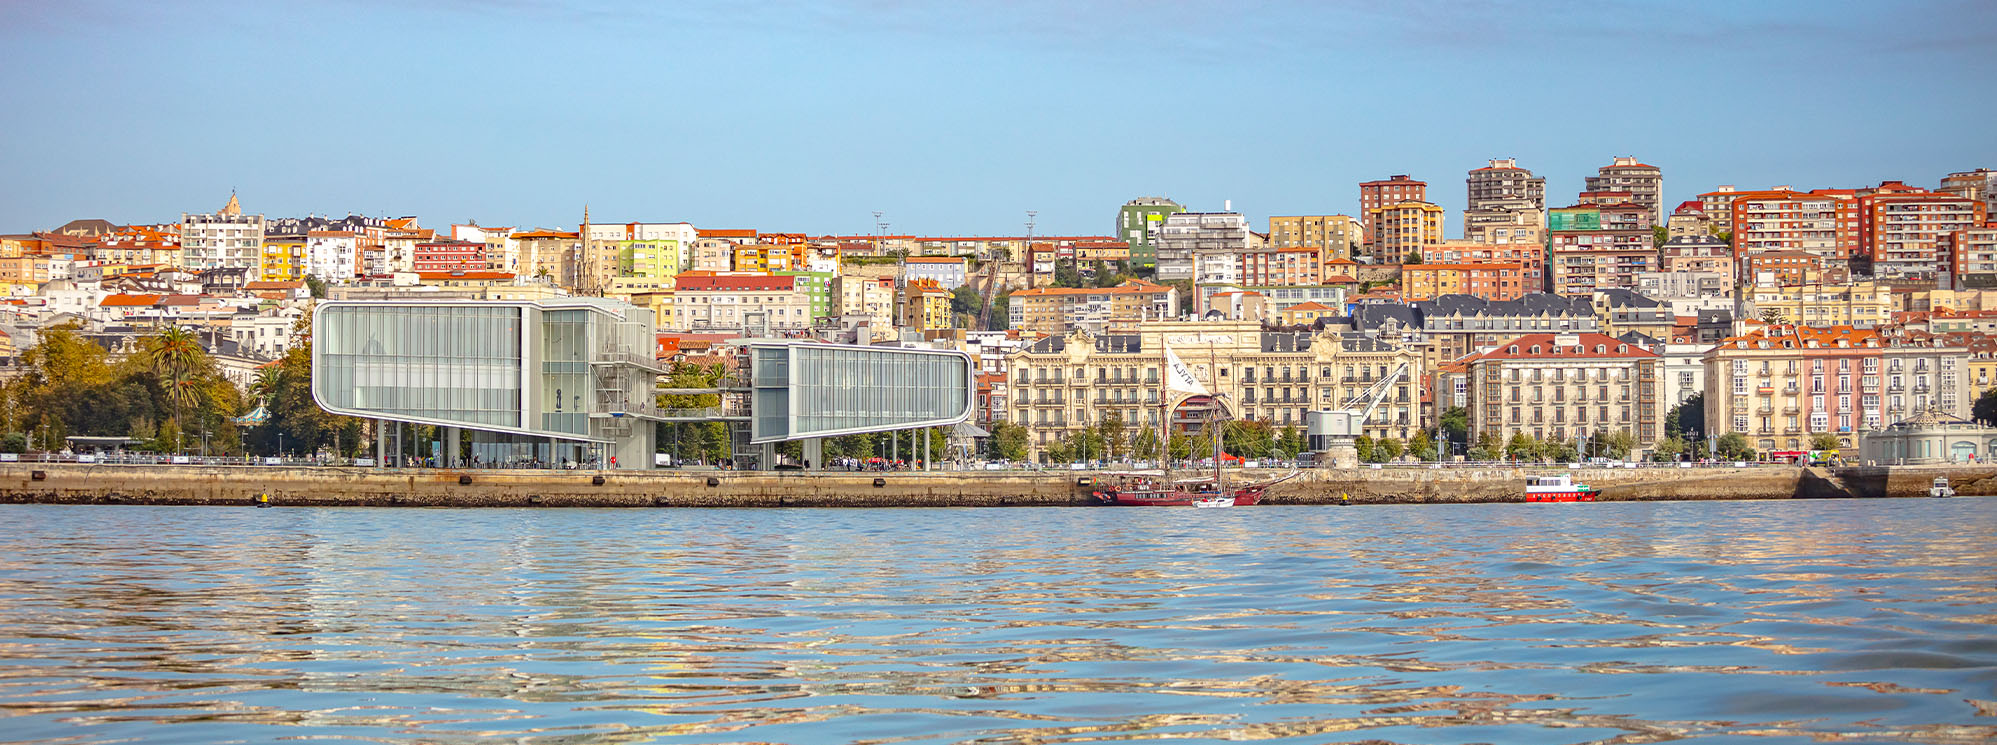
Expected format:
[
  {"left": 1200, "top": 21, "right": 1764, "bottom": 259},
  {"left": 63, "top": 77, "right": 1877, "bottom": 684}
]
[{"left": 2, "top": 500, "right": 1995, "bottom": 744}]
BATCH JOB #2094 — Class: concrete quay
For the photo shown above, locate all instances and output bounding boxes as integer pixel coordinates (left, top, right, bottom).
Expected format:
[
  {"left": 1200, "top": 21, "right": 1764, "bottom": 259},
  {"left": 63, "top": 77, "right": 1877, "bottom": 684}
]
[{"left": 0, "top": 462, "right": 1988, "bottom": 508}]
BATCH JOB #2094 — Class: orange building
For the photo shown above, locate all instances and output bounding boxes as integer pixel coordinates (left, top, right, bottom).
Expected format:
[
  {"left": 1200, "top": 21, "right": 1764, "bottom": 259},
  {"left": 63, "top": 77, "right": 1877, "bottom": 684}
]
[{"left": 1401, "top": 263, "right": 1527, "bottom": 302}]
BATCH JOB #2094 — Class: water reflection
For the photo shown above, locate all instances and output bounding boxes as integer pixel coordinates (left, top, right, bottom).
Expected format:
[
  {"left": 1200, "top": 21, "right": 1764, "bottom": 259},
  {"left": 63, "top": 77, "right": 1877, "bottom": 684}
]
[{"left": 1, "top": 501, "right": 1994, "bottom": 744}]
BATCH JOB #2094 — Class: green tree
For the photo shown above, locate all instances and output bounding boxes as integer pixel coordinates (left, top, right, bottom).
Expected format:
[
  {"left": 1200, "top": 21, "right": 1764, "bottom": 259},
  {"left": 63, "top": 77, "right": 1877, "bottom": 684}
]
[
  {"left": 988, "top": 420, "right": 1029, "bottom": 462},
  {"left": 1505, "top": 432, "right": 1537, "bottom": 461},
  {"left": 1651, "top": 435, "right": 1687, "bottom": 462},
  {"left": 1375, "top": 438, "right": 1405, "bottom": 461},
  {"left": 1438, "top": 406, "right": 1468, "bottom": 451},
  {"left": 1044, "top": 437, "right": 1074, "bottom": 465},
  {"left": 987, "top": 290, "right": 1011, "bottom": 330},
  {"left": 1665, "top": 393, "right": 1705, "bottom": 438},
  {"left": 1715, "top": 432, "right": 1756, "bottom": 461},
  {"left": 1274, "top": 425, "right": 1304, "bottom": 460},
  {"left": 949, "top": 285, "right": 983, "bottom": 316},
  {"left": 1099, "top": 412, "right": 1128, "bottom": 460},
  {"left": 1353, "top": 434, "right": 1375, "bottom": 463},
  {"left": 1404, "top": 251, "right": 1423, "bottom": 265},
  {"left": 1467, "top": 431, "right": 1503, "bottom": 460},
  {"left": 1409, "top": 430, "right": 1436, "bottom": 461},
  {"left": 1975, "top": 388, "right": 1997, "bottom": 426},
  {"left": 303, "top": 275, "right": 328, "bottom": 299},
  {"left": 1542, "top": 440, "right": 1578, "bottom": 463},
  {"left": 1809, "top": 432, "right": 1842, "bottom": 452},
  {"left": 1168, "top": 431, "right": 1192, "bottom": 460},
  {"left": 1653, "top": 225, "right": 1669, "bottom": 248},
  {"left": 1760, "top": 307, "right": 1786, "bottom": 325},
  {"left": 1130, "top": 429, "right": 1161, "bottom": 461},
  {"left": 1053, "top": 260, "right": 1083, "bottom": 288},
  {"left": 247, "top": 340, "right": 356, "bottom": 458},
  {"left": 1223, "top": 419, "right": 1274, "bottom": 459}
]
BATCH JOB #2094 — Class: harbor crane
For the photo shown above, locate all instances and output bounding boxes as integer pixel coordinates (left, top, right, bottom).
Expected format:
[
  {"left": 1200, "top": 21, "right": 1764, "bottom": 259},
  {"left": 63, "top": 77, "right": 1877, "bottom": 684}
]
[{"left": 1305, "top": 362, "right": 1408, "bottom": 467}]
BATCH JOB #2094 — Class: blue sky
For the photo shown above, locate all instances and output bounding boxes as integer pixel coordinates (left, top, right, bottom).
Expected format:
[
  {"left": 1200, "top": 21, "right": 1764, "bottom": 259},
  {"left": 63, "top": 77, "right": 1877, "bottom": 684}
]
[{"left": 3, "top": 0, "right": 1992, "bottom": 237}]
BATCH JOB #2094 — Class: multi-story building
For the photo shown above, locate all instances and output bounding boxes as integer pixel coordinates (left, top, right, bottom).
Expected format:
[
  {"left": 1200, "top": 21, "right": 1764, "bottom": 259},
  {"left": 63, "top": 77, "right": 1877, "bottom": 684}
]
[
  {"left": 1548, "top": 203, "right": 1658, "bottom": 295},
  {"left": 667, "top": 274, "right": 811, "bottom": 332},
  {"left": 772, "top": 270, "right": 834, "bottom": 321},
  {"left": 1466, "top": 158, "right": 1546, "bottom": 212},
  {"left": 832, "top": 274, "right": 896, "bottom": 339},
  {"left": 730, "top": 243, "right": 804, "bottom": 273},
  {"left": 1666, "top": 200, "right": 1713, "bottom": 239},
  {"left": 1748, "top": 280, "right": 1890, "bottom": 327},
  {"left": 1359, "top": 175, "right": 1426, "bottom": 243},
  {"left": 1660, "top": 235, "right": 1734, "bottom": 278},
  {"left": 1004, "top": 321, "right": 1426, "bottom": 459},
  {"left": 1465, "top": 332, "right": 1664, "bottom": 454},
  {"left": 1008, "top": 279, "right": 1177, "bottom": 334},
  {"left": 512, "top": 230, "right": 581, "bottom": 287},
  {"left": 413, "top": 240, "right": 486, "bottom": 273},
  {"left": 259, "top": 235, "right": 306, "bottom": 282},
  {"left": 1267, "top": 215, "right": 1362, "bottom": 261},
  {"left": 580, "top": 221, "right": 696, "bottom": 293},
  {"left": 901, "top": 256, "right": 968, "bottom": 289},
  {"left": 305, "top": 230, "right": 361, "bottom": 282},
  {"left": 1742, "top": 250, "right": 1848, "bottom": 287},
  {"left": 1401, "top": 263, "right": 1527, "bottom": 302},
  {"left": 1430, "top": 240, "right": 1546, "bottom": 293},
  {"left": 1705, "top": 325, "right": 1969, "bottom": 456},
  {"left": 1634, "top": 271, "right": 1731, "bottom": 315},
  {"left": 95, "top": 225, "right": 182, "bottom": 268},
  {"left": 180, "top": 194, "right": 264, "bottom": 275},
  {"left": 1233, "top": 248, "right": 1323, "bottom": 287},
  {"left": 1593, "top": 289, "right": 1677, "bottom": 340},
  {"left": 1585, "top": 157, "right": 1663, "bottom": 221},
  {"left": 1729, "top": 189, "right": 1858, "bottom": 263},
  {"left": 1697, "top": 185, "right": 1738, "bottom": 229},
  {"left": 1462, "top": 207, "right": 1546, "bottom": 249},
  {"left": 900, "top": 279, "right": 954, "bottom": 331},
  {"left": 1153, "top": 212, "right": 1248, "bottom": 281},
  {"left": 1858, "top": 189, "right": 1986, "bottom": 279},
  {"left": 1942, "top": 227, "right": 1997, "bottom": 290},
  {"left": 1410, "top": 293, "right": 1601, "bottom": 366},
  {"left": 1366, "top": 201, "right": 1444, "bottom": 264},
  {"left": 1939, "top": 168, "right": 1997, "bottom": 214},
  {"left": 1116, "top": 197, "right": 1185, "bottom": 270}
]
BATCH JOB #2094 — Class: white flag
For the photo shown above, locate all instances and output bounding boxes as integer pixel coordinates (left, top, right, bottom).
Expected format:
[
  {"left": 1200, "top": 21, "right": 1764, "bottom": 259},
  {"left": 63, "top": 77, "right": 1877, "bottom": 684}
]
[{"left": 1163, "top": 346, "right": 1209, "bottom": 396}]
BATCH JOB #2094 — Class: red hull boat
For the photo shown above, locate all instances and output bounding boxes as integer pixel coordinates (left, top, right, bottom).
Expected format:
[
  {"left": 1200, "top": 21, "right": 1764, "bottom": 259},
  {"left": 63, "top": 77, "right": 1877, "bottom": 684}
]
[{"left": 1091, "top": 482, "right": 1267, "bottom": 506}]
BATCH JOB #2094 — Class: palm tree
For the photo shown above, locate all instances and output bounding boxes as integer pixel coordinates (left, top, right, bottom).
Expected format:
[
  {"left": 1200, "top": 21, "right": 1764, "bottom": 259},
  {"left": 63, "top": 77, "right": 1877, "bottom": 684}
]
[{"left": 145, "top": 326, "right": 205, "bottom": 451}]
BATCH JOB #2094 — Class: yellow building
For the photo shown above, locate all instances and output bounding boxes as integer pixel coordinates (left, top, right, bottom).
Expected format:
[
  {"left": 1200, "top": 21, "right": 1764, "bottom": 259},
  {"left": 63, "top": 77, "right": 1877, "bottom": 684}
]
[
  {"left": 1749, "top": 281, "right": 1892, "bottom": 328},
  {"left": 1005, "top": 320, "right": 1426, "bottom": 459},
  {"left": 1366, "top": 201, "right": 1444, "bottom": 264},
  {"left": 1268, "top": 215, "right": 1362, "bottom": 261},
  {"left": 260, "top": 236, "right": 306, "bottom": 281},
  {"left": 901, "top": 279, "right": 954, "bottom": 331},
  {"left": 1277, "top": 301, "right": 1337, "bottom": 325},
  {"left": 732, "top": 244, "right": 804, "bottom": 273},
  {"left": 1007, "top": 279, "right": 1177, "bottom": 334}
]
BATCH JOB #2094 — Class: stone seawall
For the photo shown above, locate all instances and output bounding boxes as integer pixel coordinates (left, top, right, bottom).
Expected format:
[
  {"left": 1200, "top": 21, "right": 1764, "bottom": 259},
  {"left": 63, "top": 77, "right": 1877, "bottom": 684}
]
[{"left": 0, "top": 463, "right": 1986, "bottom": 508}]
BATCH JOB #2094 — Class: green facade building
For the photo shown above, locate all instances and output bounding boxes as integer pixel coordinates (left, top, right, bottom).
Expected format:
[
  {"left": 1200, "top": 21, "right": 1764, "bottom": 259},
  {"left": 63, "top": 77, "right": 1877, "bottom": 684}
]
[
  {"left": 775, "top": 270, "right": 836, "bottom": 321},
  {"left": 1117, "top": 197, "right": 1185, "bottom": 270}
]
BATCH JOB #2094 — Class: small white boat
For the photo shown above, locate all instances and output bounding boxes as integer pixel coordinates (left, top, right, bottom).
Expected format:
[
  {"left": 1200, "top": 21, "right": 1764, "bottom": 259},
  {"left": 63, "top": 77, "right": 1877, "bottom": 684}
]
[
  {"left": 1524, "top": 474, "right": 1597, "bottom": 502},
  {"left": 1193, "top": 495, "right": 1235, "bottom": 508},
  {"left": 1930, "top": 477, "right": 1955, "bottom": 498}
]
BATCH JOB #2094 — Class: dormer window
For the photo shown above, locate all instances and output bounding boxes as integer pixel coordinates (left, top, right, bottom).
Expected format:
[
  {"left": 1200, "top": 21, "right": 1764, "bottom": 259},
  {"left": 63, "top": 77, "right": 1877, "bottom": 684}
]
[
  {"left": 1595, "top": 344, "right": 1607, "bottom": 354},
  {"left": 1510, "top": 345, "right": 1519, "bottom": 354}
]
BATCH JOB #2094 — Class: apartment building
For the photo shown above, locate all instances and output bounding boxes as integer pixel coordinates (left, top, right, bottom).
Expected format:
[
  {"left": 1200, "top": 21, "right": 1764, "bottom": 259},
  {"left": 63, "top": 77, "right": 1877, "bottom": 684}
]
[
  {"left": 1465, "top": 332, "right": 1664, "bottom": 454},
  {"left": 1007, "top": 279, "right": 1177, "bottom": 334},
  {"left": 1748, "top": 281, "right": 1890, "bottom": 327},
  {"left": 1704, "top": 325, "right": 1968, "bottom": 456},
  {"left": 1004, "top": 321, "right": 1426, "bottom": 459},
  {"left": 1430, "top": 240, "right": 1545, "bottom": 293},
  {"left": 512, "top": 230, "right": 580, "bottom": 287},
  {"left": 1729, "top": 189, "right": 1859, "bottom": 262},
  {"left": 1942, "top": 227, "right": 1997, "bottom": 290},
  {"left": 1858, "top": 189, "right": 1986, "bottom": 279},
  {"left": 1463, "top": 207, "right": 1546, "bottom": 248},
  {"left": 1410, "top": 293, "right": 1601, "bottom": 366},
  {"left": 412, "top": 240, "right": 486, "bottom": 273},
  {"left": 1585, "top": 157, "right": 1663, "bottom": 221},
  {"left": 180, "top": 194, "right": 264, "bottom": 275},
  {"left": 1939, "top": 168, "right": 1997, "bottom": 214},
  {"left": 901, "top": 255, "right": 968, "bottom": 289},
  {"left": 668, "top": 274, "right": 811, "bottom": 332},
  {"left": 1401, "top": 263, "right": 1527, "bottom": 302},
  {"left": 1366, "top": 201, "right": 1444, "bottom": 264},
  {"left": 1153, "top": 212, "right": 1249, "bottom": 281},
  {"left": 1116, "top": 197, "right": 1185, "bottom": 269},
  {"left": 1743, "top": 250, "right": 1848, "bottom": 287},
  {"left": 1660, "top": 235, "right": 1734, "bottom": 278},
  {"left": 832, "top": 274, "right": 896, "bottom": 339},
  {"left": 258, "top": 235, "right": 306, "bottom": 282},
  {"left": 1548, "top": 203, "right": 1659, "bottom": 295},
  {"left": 305, "top": 230, "right": 360, "bottom": 282},
  {"left": 1697, "top": 185, "right": 1738, "bottom": 228},
  {"left": 1359, "top": 175, "right": 1426, "bottom": 243},
  {"left": 1666, "top": 201, "right": 1714, "bottom": 239},
  {"left": 1466, "top": 158, "right": 1546, "bottom": 212},
  {"left": 1267, "top": 215, "right": 1362, "bottom": 261}
]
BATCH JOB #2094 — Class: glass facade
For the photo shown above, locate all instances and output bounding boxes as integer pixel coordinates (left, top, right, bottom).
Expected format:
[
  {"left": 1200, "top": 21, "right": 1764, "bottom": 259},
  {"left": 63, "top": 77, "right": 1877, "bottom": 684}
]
[
  {"left": 748, "top": 343, "right": 973, "bottom": 443},
  {"left": 317, "top": 305, "right": 524, "bottom": 428}
]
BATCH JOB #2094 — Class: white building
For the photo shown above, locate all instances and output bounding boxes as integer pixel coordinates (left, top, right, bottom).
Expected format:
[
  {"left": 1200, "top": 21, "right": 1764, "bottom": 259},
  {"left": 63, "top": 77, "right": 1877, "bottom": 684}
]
[
  {"left": 305, "top": 231, "right": 361, "bottom": 282},
  {"left": 901, "top": 256, "right": 968, "bottom": 289},
  {"left": 181, "top": 194, "right": 264, "bottom": 276},
  {"left": 1154, "top": 211, "right": 1250, "bottom": 281}
]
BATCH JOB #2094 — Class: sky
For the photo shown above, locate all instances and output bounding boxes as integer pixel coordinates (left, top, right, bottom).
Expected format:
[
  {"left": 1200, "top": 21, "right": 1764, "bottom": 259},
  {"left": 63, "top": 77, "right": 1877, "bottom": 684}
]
[{"left": 3, "top": 0, "right": 1994, "bottom": 237}]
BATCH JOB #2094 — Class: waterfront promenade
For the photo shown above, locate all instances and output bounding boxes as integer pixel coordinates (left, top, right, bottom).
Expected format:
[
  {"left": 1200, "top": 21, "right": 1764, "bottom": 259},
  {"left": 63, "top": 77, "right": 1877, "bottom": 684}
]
[{"left": 0, "top": 461, "right": 1986, "bottom": 507}]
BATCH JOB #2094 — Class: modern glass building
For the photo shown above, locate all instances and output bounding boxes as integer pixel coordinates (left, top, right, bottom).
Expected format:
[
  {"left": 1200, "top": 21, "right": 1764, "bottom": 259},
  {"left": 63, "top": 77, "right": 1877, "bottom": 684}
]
[
  {"left": 738, "top": 341, "right": 974, "bottom": 469},
  {"left": 313, "top": 299, "right": 662, "bottom": 469}
]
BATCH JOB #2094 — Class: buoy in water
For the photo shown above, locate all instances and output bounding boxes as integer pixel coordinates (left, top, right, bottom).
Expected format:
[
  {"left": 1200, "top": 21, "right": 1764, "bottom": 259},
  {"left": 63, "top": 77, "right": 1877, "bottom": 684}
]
[{"left": 255, "top": 493, "right": 272, "bottom": 508}]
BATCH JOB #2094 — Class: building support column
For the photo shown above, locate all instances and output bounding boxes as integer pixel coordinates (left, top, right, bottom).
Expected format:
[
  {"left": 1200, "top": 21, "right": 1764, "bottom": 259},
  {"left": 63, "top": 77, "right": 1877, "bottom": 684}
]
[
  {"left": 757, "top": 441, "right": 776, "bottom": 471},
  {"left": 445, "top": 427, "right": 461, "bottom": 468},
  {"left": 375, "top": 419, "right": 386, "bottom": 468},
  {"left": 802, "top": 437, "right": 822, "bottom": 471}
]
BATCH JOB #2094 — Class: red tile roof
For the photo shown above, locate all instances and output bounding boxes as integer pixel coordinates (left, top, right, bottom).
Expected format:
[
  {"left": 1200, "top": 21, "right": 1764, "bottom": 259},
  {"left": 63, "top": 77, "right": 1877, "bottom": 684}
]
[
  {"left": 675, "top": 274, "right": 795, "bottom": 292},
  {"left": 1475, "top": 333, "right": 1660, "bottom": 360},
  {"left": 99, "top": 294, "right": 161, "bottom": 307}
]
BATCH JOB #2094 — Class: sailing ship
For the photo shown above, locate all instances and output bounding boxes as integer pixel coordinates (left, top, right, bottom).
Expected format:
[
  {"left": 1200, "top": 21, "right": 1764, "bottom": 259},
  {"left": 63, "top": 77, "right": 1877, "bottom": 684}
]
[{"left": 1090, "top": 346, "right": 1292, "bottom": 507}]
